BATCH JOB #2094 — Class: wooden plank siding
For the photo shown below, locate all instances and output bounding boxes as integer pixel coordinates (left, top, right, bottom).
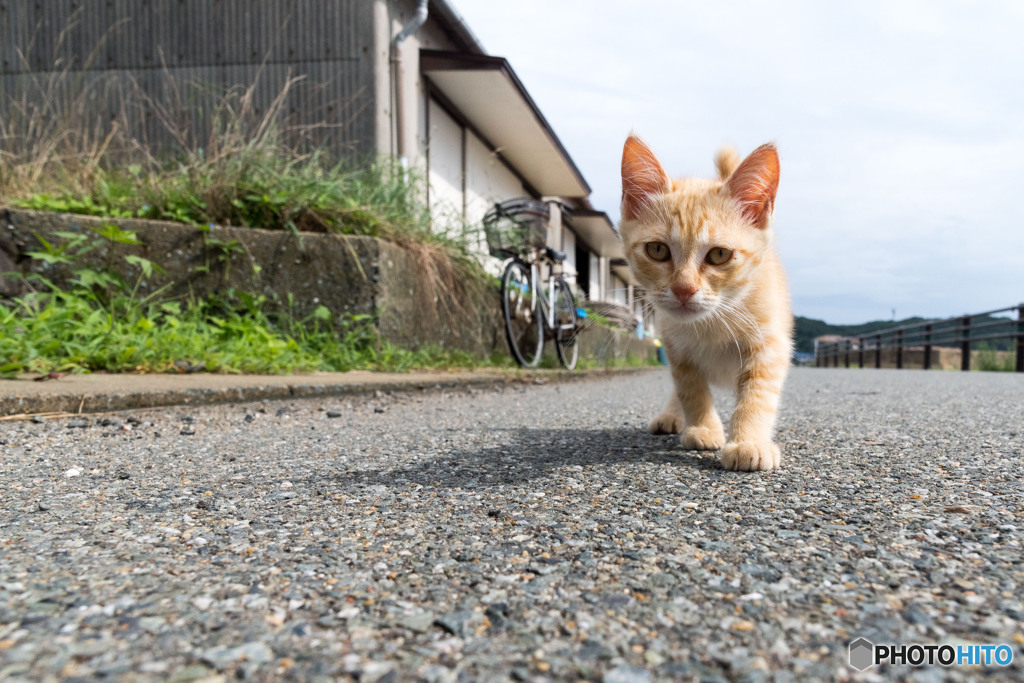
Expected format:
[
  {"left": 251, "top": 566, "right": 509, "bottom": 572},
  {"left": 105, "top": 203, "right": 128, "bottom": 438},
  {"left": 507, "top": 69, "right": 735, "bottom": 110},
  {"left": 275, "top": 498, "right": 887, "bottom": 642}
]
[{"left": 0, "top": 0, "right": 379, "bottom": 159}]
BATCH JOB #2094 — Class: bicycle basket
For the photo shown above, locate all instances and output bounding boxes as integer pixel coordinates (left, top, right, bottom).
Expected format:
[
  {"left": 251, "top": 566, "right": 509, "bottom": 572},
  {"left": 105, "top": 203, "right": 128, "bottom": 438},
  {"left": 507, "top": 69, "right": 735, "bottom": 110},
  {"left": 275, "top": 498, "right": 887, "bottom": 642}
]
[{"left": 482, "top": 198, "right": 550, "bottom": 258}]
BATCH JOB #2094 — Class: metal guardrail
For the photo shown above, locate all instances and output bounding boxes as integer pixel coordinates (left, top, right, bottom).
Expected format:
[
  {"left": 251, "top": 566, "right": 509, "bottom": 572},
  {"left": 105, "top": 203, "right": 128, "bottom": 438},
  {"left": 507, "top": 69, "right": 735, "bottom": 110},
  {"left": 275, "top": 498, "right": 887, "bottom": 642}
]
[{"left": 814, "top": 304, "right": 1024, "bottom": 372}]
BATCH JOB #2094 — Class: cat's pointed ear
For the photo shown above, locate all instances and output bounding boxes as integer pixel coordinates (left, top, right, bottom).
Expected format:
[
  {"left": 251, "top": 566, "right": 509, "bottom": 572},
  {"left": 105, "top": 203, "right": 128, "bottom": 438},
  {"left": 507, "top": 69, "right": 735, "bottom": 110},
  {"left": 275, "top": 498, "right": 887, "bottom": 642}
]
[
  {"left": 725, "top": 143, "right": 780, "bottom": 229},
  {"left": 621, "top": 134, "right": 669, "bottom": 221}
]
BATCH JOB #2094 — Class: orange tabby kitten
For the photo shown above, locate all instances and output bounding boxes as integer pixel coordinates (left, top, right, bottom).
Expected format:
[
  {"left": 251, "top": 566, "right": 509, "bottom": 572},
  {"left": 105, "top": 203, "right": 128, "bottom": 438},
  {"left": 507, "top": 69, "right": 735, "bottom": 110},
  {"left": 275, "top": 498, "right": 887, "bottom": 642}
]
[{"left": 619, "top": 135, "right": 793, "bottom": 471}]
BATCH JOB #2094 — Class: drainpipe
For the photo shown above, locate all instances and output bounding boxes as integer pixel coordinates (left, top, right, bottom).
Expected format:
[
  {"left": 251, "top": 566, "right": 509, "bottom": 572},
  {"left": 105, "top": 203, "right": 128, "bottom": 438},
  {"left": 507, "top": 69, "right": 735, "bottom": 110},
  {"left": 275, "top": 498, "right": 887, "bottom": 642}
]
[{"left": 392, "top": 0, "right": 429, "bottom": 168}]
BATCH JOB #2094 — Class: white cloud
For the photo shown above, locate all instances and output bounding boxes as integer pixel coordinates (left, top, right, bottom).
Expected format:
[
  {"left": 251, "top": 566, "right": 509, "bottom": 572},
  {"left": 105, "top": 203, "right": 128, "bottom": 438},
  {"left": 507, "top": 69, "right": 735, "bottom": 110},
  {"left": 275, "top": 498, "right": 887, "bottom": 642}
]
[{"left": 450, "top": 0, "right": 1024, "bottom": 322}]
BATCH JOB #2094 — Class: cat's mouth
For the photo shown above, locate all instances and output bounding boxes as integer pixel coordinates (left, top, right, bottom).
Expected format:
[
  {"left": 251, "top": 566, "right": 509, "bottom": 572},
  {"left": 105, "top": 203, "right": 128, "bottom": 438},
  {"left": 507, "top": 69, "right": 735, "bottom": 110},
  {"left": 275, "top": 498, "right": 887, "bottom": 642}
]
[{"left": 659, "top": 298, "right": 713, "bottom": 322}]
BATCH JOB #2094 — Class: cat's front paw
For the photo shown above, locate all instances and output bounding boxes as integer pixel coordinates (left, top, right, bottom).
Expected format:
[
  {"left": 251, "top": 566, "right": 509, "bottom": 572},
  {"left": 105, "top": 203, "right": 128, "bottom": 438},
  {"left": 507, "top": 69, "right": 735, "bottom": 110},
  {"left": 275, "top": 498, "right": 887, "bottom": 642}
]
[
  {"left": 680, "top": 424, "right": 725, "bottom": 450},
  {"left": 721, "top": 441, "right": 781, "bottom": 471},
  {"left": 649, "top": 412, "right": 683, "bottom": 435}
]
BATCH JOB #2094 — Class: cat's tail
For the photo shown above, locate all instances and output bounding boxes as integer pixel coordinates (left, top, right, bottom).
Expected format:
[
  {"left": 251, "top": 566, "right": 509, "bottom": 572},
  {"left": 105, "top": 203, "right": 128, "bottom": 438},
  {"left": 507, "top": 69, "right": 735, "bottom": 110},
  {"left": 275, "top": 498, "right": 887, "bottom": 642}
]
[{"left": 715, "top": 146, "right": 740, "bottom": 180}]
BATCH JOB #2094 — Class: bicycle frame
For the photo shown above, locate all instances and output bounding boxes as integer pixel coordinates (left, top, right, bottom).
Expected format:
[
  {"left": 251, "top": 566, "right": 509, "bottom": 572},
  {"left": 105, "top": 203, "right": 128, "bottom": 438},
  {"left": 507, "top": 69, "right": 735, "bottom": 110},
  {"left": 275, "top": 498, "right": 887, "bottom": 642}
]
[
  {"left": 505, "top": 254, "right": 558, "bottom": 332},
  {"left": 536, "top": 261, "right": 560, "bottom": 332},
  {"left": 500, "top": 249, "right": 580, "bottom": 370}
]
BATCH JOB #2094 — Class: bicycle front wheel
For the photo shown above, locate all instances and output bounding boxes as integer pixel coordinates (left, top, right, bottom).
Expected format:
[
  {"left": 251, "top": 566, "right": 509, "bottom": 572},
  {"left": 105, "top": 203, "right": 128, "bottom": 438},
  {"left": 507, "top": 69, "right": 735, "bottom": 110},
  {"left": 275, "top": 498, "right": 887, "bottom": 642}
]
[
  {"left": 553, "top": 277, "right": 580, "bottom": 370},
  {"left": 501, "top": 260, "right": 543, "bottom": 368}
]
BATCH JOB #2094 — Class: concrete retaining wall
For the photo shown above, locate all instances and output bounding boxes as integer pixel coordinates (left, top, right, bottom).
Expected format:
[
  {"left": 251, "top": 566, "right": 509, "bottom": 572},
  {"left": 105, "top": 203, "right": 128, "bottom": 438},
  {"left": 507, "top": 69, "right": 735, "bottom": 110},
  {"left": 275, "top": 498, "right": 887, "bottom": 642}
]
[
  {"left": 1, "top": 209, "right": 655, "bottom": 364},
  {"left": 2, "top": 209, "right": 503, "bottom": 356}
]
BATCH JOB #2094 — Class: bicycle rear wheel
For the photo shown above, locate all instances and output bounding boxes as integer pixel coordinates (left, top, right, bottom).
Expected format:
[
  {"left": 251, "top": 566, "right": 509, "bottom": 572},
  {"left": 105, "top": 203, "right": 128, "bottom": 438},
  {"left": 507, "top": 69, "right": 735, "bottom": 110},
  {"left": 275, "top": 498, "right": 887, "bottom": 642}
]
[
  {"left": 501, "top": 260, "right": 543, "bottom": 368},
  {"left": 553, "top": 277, "right": 579, "bottom": 370}
]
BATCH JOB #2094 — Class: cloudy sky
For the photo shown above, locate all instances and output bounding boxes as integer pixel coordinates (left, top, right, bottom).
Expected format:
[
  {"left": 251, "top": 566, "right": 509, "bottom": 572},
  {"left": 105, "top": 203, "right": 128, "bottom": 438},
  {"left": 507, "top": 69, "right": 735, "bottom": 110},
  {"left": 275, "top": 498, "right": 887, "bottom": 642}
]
[{"left": 450, "top": 0, "right": 1024, "bottom": 324}]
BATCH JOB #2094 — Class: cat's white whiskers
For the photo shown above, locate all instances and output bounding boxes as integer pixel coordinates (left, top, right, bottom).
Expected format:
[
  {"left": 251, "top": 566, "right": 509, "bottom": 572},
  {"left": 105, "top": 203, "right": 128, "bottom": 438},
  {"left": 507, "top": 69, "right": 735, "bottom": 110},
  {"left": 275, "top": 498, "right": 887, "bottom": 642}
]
[
  {"left": 711, "top": 304, "right": 744, "bottom": 361},
  {"left": 718, "top": 295, "right": 766, "bottom": 349}
]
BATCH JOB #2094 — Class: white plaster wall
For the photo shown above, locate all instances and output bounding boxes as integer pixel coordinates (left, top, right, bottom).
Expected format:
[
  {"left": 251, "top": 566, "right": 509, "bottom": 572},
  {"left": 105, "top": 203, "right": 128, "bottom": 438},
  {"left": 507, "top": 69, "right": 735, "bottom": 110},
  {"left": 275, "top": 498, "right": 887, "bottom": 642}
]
[
  {"left": 375, "top": 0, "right": 462, "bottom": 166},
  {"left": 610, "top": 275, "right": 628, "bottom": 306},
  {"left": 372, "top": 1, "right": 393, "bottom": 157},
  {"left": 561, "top": 228, "right": 577, "bottom": 282},
  {"left": 544, "top": 199, "right": 562, "bottom": 255},
  {"left": 465, "top": 130, "right": 526, "bottom": 259},
  {"left": 464, "top": 131, "right": 524, "bottom": 226},
  {"left": 427, "top": 99, "right": 464, "bottom": 228}
]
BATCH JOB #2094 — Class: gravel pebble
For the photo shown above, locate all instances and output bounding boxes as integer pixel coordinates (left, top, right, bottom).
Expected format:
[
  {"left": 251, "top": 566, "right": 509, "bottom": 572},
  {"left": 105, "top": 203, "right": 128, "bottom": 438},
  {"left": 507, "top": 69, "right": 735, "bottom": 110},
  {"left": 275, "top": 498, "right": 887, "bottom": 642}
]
[{"left": 0, "top": 368, "right": 1021, "bottom": 680}]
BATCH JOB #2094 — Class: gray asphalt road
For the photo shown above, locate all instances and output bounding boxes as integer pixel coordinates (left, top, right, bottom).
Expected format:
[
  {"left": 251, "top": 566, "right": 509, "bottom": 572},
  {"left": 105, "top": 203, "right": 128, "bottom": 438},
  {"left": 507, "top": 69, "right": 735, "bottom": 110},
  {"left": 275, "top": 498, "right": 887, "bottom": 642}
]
[{"left": 1, "top": 367, "right": 1022, "bottom": 682}]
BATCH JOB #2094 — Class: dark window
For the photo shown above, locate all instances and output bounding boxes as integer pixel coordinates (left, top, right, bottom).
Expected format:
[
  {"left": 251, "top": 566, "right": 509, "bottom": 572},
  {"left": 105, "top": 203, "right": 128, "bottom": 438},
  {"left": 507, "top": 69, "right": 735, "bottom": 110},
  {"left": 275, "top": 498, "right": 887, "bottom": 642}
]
[{"left": 575, "top": 241, "right": 591, "bottom": 299}]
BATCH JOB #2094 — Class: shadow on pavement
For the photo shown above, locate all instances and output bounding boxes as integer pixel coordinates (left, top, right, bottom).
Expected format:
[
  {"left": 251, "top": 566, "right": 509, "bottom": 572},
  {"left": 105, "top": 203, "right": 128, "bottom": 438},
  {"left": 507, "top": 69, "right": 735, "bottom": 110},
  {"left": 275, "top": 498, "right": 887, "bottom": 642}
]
[{"left": 334, "top": 427, "right": 722, "bottom": 491}]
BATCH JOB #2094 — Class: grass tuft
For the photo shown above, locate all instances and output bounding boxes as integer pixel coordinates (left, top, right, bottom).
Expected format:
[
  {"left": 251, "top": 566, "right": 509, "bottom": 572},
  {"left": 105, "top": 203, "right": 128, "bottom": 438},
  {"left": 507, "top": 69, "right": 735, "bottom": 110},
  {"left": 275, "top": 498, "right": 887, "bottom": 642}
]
[
  {"left": 1, "top": 59, "right": 488, "bottom": 301},
  {"left": 975, "top": 343, "right": 1015, "bottom": 372},
  {"left": 0, "top": 286, "right": 493, "bottom": 378}
]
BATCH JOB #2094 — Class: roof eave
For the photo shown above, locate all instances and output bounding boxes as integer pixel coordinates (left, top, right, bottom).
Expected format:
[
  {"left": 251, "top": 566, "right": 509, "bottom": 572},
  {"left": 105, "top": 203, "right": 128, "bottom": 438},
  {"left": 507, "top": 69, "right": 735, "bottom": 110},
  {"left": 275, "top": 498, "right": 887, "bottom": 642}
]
[{"left": 421, "top": 49, "right": 592, "bottom": 198}]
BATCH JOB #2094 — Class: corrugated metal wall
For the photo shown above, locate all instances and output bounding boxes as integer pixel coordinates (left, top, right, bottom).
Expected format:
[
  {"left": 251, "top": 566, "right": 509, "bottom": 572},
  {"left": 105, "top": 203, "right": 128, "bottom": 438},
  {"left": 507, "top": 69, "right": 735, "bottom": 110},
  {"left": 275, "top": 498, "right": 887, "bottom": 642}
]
[{"left": 0, "top": 0, "right": 378, "bottom": 159}]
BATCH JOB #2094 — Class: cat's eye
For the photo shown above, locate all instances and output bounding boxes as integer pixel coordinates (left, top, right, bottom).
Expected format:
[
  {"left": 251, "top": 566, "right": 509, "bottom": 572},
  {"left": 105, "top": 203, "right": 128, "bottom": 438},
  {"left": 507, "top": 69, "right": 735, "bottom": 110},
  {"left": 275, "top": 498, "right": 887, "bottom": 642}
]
[
  {"left": 705, "top": 247, "right": 733, "bottom": 266},
  {"left": 645, "top": 242, "right": 671, "bottom": 262}
]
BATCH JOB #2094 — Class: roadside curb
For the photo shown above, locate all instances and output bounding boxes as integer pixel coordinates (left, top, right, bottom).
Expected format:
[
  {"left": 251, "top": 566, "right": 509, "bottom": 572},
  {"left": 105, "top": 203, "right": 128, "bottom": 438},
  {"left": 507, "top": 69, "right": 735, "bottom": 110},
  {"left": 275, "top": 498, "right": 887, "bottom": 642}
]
[{"left": 0, "top": 366, "right": 663, "bottom": 418}]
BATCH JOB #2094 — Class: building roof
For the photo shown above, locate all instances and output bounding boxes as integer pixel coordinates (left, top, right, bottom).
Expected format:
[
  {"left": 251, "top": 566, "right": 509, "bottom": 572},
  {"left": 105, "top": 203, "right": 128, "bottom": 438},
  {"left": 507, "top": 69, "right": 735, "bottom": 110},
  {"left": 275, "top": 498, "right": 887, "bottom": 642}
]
[
  {"left": 568, "top": 209, "right": 624, "bottom": 260},
  {"left": 610, "top": 259, "right": 639, "bottom": 287},
  {"left": 426, "top": 2, "right": 624, "bottom": 258},
  {"left": 421, "top": 50, "right": 591, "bottom": 198},
  {"left": 429, "top": 0, "right": 487, "bottom": 54}
]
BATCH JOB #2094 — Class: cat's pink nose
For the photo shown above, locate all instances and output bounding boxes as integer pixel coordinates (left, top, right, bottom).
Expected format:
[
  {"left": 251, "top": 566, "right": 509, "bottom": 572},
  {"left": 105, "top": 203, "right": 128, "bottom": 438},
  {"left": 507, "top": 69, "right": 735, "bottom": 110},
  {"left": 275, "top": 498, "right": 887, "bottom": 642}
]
[{"left": 672, "top": 283, "right": 698, "bottom": 305}]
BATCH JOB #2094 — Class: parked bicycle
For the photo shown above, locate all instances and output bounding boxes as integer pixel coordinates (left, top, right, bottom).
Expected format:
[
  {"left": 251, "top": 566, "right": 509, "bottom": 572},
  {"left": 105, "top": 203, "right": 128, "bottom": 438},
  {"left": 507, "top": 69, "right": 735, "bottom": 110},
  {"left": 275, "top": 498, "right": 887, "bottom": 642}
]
[{"left": 483, "top": 199, "right": 581, "bottom": 370}]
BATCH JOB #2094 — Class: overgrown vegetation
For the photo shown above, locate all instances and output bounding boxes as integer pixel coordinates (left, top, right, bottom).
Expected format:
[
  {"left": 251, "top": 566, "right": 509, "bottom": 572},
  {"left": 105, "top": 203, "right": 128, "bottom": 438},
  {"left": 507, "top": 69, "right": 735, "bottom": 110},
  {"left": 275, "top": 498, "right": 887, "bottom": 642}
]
[
  {"left": 2, "top": 57, "right": 426, "bottom": 233},
  {"left": 0, "top": 289, "right": 485, "bottom": 377},
  {"left": 0, "top": 223, "right": 490, "bottom": 377},
  {"left": 975, "top": 342, "right": 1015, "bottom": 372}
]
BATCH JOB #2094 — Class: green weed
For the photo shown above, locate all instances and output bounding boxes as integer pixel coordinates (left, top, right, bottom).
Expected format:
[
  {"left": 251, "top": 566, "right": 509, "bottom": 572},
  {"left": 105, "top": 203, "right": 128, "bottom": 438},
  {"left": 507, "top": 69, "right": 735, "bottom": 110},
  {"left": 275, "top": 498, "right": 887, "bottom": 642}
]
[
  {"left": 0, "top": 225, "right": 488, "bottom": 378},
  {"left": 0, "top": 286, "right": 491, "bottom": 378},
  {"left": 975, "top": 343, "right": 1015, "bottom": 372}
]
